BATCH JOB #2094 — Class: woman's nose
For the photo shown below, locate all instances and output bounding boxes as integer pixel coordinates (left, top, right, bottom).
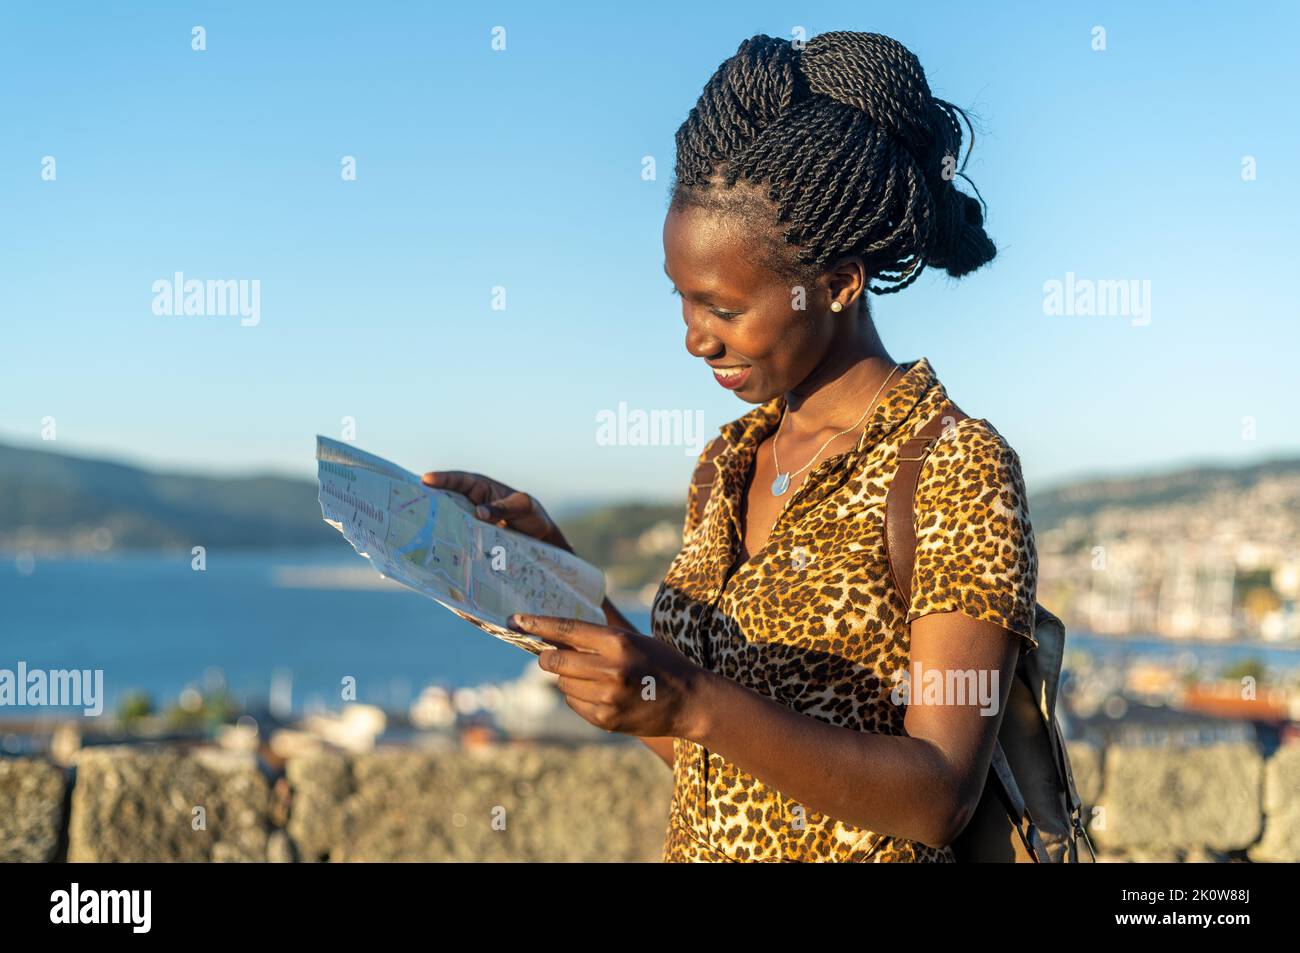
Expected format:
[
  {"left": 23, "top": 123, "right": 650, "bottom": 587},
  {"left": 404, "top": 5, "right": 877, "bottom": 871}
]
[{"left": 683, "top": 313, "right": 722, "bottom": 360}]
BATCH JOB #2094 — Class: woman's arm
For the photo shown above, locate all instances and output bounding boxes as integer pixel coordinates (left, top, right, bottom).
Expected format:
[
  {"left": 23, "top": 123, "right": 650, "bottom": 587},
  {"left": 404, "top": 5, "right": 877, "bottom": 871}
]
[
  {"left": 637, "top": 736, "right": 675, "bottom": 768},
  {"left": 683, "top": 612, "right": 1019, "bottom": 846},
  {"left": 513, "top": 609, "right": 1019, "bottom": 849}
]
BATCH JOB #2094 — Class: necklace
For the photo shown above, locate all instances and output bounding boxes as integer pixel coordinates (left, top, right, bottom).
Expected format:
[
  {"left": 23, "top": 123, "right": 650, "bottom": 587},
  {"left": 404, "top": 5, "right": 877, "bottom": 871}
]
[{"left": 770, "top": 363, "right": 900, "bottom": 496}]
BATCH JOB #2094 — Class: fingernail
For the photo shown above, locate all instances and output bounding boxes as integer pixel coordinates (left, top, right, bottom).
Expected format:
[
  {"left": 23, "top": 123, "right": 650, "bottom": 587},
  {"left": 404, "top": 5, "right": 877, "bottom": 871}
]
[{"left": 476, "top": 505, "right": 489, "bottom": 519}]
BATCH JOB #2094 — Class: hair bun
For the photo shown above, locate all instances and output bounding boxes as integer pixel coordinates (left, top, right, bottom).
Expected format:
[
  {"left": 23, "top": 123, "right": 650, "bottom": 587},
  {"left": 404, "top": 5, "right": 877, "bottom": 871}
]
[
  {"left": 672, "top": 30, "right": 996, "bottom": 293},
  {"left": 800, "top": 31, "right": 935, "bottom": 152}
]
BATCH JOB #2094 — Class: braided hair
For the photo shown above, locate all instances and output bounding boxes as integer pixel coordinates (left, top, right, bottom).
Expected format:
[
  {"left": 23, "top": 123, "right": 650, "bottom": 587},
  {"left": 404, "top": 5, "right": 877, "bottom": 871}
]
[{"left": 671, "top": 31, "right": 995, "bottom": 296}]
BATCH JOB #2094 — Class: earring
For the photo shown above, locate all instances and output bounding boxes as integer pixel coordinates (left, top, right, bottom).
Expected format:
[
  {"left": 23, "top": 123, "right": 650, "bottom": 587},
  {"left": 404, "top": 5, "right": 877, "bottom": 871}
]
[{"left": 830, "top": 301, "right": 843, "bottom": 313}]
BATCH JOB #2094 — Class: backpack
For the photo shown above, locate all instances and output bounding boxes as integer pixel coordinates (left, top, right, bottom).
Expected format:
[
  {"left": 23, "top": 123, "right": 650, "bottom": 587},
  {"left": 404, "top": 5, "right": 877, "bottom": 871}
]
[{"left": 883, "top": 401, "right": 1096, "bottom": 862}]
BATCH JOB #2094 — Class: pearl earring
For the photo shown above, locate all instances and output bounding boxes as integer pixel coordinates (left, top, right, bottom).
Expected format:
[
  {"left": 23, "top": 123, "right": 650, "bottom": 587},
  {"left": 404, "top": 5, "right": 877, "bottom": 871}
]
[{"left": 830, "top": 301, "right": 843, "bottom": 313}]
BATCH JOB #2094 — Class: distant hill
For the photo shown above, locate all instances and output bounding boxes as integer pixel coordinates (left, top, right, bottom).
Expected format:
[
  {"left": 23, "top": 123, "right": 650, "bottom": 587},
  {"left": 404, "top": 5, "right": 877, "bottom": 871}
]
[
  {"left": 0, "top": 442, "right": 336, "bottom": 552},
  {"left": 3, "top": 440, "right": 1297, "bottom": 585},
  {"left": 560, "top": 502, "right": 685, "bottom": 597},
  {"left": 1028, "top": 457, "right": 1300, "bottom": 530},
  {"left": 0, "top": 440, "right": 685, "bottom": 559}
]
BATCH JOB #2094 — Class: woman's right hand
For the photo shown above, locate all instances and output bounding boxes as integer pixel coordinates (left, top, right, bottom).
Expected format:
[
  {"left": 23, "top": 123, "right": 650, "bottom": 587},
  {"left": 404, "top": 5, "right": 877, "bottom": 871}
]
[{"left": 420, "top": 470, "right": 570, "bottom": 551}]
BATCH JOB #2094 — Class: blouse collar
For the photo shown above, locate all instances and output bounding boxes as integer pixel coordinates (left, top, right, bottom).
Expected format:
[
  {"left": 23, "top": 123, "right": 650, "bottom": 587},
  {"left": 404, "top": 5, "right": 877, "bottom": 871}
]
[{"left": 715, "top": 356, "right": 942, "bottom": 460}]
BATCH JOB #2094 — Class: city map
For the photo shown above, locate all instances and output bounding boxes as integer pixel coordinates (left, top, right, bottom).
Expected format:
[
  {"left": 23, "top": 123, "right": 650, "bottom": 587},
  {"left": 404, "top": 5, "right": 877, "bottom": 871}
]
[{"left": 315, "top": 436, "right": 607, "bottom": 654}]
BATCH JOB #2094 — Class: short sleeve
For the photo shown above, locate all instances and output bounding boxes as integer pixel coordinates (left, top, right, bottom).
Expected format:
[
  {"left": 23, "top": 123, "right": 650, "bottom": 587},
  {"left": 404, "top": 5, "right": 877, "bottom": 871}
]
[{"left": 905, "top": 419, "right": 1039, "bottom": 650}]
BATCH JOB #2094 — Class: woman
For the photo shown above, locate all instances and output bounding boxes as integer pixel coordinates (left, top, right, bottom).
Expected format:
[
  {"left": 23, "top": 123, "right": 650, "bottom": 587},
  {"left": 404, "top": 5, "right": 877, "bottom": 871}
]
[{"left": 424, "top": 31, "right": 1037, "bottom": 862}]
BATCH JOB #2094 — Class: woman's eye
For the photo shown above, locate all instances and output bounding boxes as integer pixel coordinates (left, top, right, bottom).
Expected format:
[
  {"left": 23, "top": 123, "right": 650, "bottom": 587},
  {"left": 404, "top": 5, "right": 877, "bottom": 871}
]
[{"left": 670, "top": 284, "right": 740, "bottom": 319}]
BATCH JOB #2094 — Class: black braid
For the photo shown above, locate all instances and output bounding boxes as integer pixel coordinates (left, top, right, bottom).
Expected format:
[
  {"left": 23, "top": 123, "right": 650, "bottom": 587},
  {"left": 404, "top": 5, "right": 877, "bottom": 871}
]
[{"left": 670, "top": 31, "right": 995, "bottom": 296}]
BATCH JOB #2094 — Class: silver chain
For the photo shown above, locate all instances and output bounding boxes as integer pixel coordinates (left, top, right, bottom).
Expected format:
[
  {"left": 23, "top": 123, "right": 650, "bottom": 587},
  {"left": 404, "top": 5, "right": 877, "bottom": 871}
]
[{"left": 772, "top": 363, "right": 900, "bottom": 483}]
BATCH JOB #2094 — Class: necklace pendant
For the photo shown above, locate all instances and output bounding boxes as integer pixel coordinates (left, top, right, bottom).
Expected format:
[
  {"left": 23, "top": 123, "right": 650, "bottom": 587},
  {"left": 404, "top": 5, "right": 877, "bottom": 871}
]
[{"left": 771, "top": 472, "right": 791, "bottom": 496}]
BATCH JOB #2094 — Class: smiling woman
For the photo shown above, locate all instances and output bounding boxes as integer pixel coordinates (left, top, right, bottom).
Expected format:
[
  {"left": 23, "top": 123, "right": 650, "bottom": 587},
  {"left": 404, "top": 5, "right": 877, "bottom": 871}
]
[
  {"left": 432, "top": 30, "right": 1051, "bottom": 863},
  {"left": 638, "top": 31, "right": 1044, "bottom": 863}
]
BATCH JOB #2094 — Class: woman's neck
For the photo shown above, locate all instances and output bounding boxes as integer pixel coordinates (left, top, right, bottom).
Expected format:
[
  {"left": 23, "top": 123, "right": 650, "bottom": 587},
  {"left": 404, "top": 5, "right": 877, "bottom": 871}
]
[{"left": 781, "top": 321, "right": 899, "bottom": 439}]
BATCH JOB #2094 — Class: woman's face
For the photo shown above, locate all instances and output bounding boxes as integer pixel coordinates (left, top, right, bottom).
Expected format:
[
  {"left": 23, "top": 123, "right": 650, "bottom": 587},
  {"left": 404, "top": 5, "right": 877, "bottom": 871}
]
[{"left": 662, "top": 202, "right": 842, "bottom": 404}]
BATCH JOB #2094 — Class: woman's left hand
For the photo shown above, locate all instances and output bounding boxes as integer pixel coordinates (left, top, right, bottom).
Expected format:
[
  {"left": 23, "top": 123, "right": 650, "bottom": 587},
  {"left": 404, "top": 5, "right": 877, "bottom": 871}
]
[{"left": 510, "top": 614, "right": 710, "bottom": 739}]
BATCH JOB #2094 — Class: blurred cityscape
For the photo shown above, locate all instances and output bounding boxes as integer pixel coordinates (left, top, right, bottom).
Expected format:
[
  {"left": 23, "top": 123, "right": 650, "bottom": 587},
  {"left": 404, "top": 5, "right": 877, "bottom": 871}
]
[{"left": 1036, "top": 461, "right": 1300, "bottom": 643}]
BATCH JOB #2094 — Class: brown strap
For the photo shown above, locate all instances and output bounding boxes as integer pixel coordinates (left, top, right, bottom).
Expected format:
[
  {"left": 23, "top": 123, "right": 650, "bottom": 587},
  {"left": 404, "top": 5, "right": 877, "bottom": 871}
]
[
  {"left": 885, "top": 402, "right": 1053, "bottom": 862},
  {"left": 1052, "top": 717, "right": 1098, "bottom": 861},
  {"left": 883, "top": 400, "right": 967, "bottom": 605},
  {"left": 689, "top": 436, "right": 728, "bottom": 523},
  {"left": 990, "top": 740, "right": 1050, "bottom": 863}
]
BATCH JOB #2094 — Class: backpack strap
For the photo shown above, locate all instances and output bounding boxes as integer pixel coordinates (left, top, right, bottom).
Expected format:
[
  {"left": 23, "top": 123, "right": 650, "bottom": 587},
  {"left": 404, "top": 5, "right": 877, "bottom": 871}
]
[
  {"left": 883, "top": 400, "right": 966, "bottom": 606},
  {"left": 989, "top": 740, "right": 1051, "bottom": 863},
  {"left": 687, "top": 436, "right": 728, "bottom": 531},
  {"left": 883, "top": 401, "right": 1052, "bottom": 863},
  {"left": 1052, "top": 717, "right": 1098, "bottom": 861}
]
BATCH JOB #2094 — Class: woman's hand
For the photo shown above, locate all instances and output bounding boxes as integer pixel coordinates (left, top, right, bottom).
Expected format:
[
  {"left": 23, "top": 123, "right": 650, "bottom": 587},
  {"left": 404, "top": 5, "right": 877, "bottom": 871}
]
[
  {"left": 510, "top": 614, "right": 711, "bottom": 740},
  {"left": 420, "top": 470, "right": 569, "bottom": 550}
]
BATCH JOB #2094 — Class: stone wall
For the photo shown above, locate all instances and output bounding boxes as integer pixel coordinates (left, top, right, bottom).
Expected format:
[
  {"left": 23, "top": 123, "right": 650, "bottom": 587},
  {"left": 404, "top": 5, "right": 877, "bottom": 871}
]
[
  {"left": 4, "top": 744, "right": 675, "bottom": 863},
  {"left": 3, "top": 740, "right": 1298, "bottom": 862},
  {"left": 1069, "top": 740, "right": 1300, "bottom": 862}
]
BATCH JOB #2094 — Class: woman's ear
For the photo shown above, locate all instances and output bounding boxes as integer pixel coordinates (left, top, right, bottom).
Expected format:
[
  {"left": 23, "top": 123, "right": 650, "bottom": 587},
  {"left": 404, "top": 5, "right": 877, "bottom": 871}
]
[{"left": 824, "top": 256, "right": 867, "bottom": 312}]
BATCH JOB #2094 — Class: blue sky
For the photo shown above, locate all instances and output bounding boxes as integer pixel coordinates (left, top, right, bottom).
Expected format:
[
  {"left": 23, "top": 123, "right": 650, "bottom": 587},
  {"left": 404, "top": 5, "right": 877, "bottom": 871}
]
[{"left": 2, "top": 1, "right": 1297, "bottom": 508}]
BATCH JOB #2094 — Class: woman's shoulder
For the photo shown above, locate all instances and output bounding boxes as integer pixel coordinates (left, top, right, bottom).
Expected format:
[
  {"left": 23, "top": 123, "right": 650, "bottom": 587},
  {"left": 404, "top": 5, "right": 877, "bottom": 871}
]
[
  {"left": 899, "top": 360, "right": 1024, "bottom": 473},
  {"left": 906, "top": 414, "right": 1039, "bottom": 646},
  {"left": 931, "top": 415, "right": 1024, "bottom": 468},
  {"left": 911, "top": 412, "right": 1032, "bottom": 522}
]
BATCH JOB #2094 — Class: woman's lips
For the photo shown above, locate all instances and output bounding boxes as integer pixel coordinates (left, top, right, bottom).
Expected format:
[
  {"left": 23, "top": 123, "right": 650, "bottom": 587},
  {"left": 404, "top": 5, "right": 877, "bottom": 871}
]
[{"left": 712, "top": 365, "right": 752, "bottom": 390}]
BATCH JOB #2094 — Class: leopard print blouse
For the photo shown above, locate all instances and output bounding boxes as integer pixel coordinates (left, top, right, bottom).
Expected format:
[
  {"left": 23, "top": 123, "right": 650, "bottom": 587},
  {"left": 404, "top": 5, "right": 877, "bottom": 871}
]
[{"left": 651, "top": 357, "right": 1038, "bottom": 862}]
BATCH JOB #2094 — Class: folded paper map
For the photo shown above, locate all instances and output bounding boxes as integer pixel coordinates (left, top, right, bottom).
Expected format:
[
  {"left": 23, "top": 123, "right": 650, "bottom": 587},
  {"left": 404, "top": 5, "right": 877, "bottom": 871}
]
[{"left": 315, "top": 436, "right": 607, "bottom": 654}]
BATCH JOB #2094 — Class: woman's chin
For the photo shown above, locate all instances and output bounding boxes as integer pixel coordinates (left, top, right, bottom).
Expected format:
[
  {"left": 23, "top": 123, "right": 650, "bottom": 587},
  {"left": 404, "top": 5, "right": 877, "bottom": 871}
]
[{"left": 734, "top": 383, "right": 777, "bottom": 404}]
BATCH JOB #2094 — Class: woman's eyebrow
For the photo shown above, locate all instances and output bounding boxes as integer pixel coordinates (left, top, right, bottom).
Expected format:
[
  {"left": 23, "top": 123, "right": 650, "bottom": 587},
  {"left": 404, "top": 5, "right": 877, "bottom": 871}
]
[
  {"left": 663, "top": 262, "right": 734, "bottom": 304},
  {"left": 663, "top": 262, "right": 690, "bottom": 294}
]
